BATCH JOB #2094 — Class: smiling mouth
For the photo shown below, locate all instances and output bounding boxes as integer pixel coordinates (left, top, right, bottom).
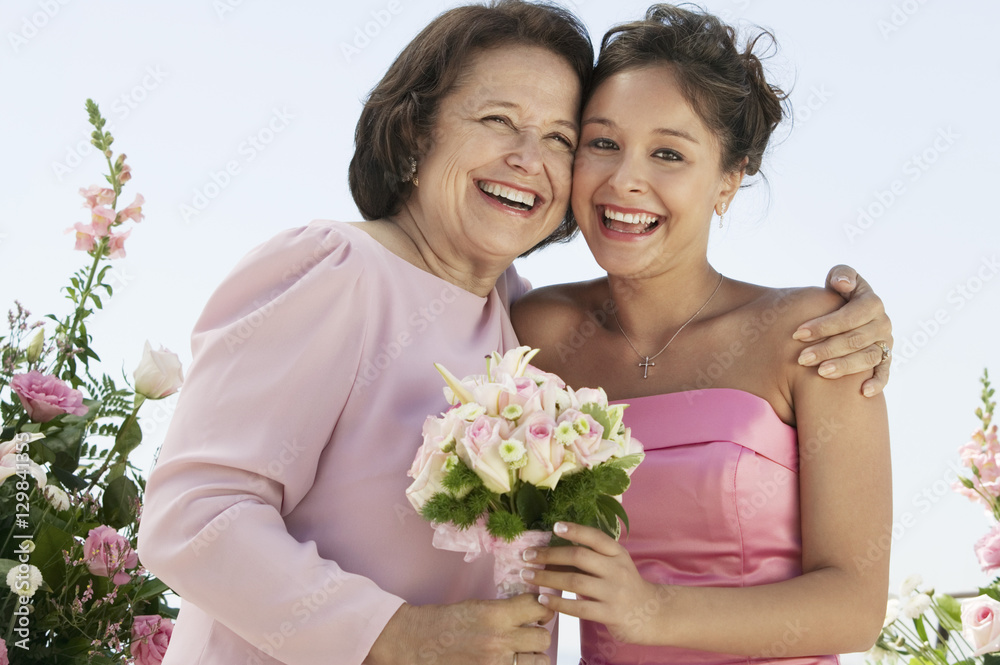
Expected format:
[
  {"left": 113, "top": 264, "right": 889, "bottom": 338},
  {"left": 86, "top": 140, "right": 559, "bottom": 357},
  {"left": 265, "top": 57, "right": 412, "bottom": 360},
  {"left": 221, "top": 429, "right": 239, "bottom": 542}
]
[
  {"left": 600, "top": 206, "right": 660, "bottom": 234},
  {"left": 478, "top": 181, "right": 537, "bottom": 212}
]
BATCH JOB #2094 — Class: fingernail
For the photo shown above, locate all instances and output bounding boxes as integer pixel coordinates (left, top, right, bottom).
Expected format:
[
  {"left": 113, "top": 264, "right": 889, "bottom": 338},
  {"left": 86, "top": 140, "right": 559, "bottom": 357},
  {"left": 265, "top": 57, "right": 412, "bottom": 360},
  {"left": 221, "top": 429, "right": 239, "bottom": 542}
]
[
  {"left": 818, "top": 364, "right": 836, "bottom": 377},
  {"left": 792, "top": 329, "right": 811, "bottom": 341},
  {"left": 522, "top": 549, "right": 537, "bottom": 562},
  {"left": 520, "top": 568, "right": 536, "bottom": 581},
  {"left": 553, "top": 522, "right": 568, "bottom": 534},
  {"left": 538, "top": 593, "right": 551, "bottom": 605},
  {"left": 798, "top": 352, "right": 816, "bottom": 366},
  {"left": 863, "top": 385, "right": 875, "bottom": 397},
  {"left": 835, "top": 275, "right": 852, "bottom": 284}
]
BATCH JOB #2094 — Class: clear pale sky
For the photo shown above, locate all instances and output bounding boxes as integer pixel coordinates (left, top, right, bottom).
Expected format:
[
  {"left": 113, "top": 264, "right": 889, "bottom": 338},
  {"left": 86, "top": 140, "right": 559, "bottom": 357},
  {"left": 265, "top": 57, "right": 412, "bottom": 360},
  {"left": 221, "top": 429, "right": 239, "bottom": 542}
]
[{"left": 2, "top": 1, "right": 998, "bottom": 661}]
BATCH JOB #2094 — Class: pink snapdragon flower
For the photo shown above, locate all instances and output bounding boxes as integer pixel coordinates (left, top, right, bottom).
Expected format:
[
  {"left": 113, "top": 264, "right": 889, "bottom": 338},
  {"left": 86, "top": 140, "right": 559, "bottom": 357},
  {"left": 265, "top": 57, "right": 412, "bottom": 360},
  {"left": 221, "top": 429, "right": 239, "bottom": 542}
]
[
  {"left": 11, "top": 371, "right": 89, "bottom": 422},
  {"left": 90, "top": 206, "right": 116, "bottom": 236},
  {"left": 130, "top": 615, "right": 173, "bottom": 665},
  {"left": 79, "top": 185, "right": 115, "bottom": 209},
  {"left": 72, "top": 223, "right": 99, "bottom": 252},
  {"left": 107, "top": 228, "right": 131, "bottom": 259},
  {"left": 117, "top": 193, "right": 145, "bottom": 223},
  {"left": 84, "top": 525, "right": 139, "bottom": 585}
]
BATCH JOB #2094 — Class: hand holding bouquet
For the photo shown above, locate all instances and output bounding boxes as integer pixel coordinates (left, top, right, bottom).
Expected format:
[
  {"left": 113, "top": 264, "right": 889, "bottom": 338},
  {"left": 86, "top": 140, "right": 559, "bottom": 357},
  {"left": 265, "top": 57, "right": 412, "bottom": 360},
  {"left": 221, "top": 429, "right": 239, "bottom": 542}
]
[{"left": 405, "top": 347, "right": 644, "bottom": 597}]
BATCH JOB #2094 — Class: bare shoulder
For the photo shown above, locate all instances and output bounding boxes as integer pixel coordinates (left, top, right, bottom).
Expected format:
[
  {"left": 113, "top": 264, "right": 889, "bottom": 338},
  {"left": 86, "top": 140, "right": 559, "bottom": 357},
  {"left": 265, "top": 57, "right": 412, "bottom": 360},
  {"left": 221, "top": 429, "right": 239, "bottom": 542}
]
[
  {"left": 511, "top": 280, "right": 598, "bottom": 346},
  {"left": 512, "top": 279, "right": 608, "bottom": 373}
]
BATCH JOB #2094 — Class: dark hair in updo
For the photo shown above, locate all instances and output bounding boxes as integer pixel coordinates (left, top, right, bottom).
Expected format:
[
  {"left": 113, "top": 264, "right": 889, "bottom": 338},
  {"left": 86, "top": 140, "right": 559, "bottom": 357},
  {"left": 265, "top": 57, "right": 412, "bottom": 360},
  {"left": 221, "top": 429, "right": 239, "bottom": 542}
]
[
  {"left": 592, "top": 4, "right": 787, "bottom": 176},
  {"left": 349, "top": 0, "right": 593, "bottom": 252}
]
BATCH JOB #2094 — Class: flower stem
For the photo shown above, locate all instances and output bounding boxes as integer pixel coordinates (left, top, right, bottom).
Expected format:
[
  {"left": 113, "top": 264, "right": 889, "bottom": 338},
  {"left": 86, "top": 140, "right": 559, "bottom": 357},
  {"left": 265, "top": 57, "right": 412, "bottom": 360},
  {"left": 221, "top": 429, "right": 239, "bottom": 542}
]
[{"left": 52, "top": 238, "right": 107, "bottom": 380}]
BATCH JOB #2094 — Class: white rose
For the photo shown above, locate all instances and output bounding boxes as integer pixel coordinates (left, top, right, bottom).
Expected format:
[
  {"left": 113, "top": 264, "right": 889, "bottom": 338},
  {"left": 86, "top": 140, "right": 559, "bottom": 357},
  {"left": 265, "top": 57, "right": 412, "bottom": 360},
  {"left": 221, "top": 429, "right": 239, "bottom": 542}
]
[
  {"left": 133, "top": 341, "right": 184, "bottom": 399},
  {"left": 6, "top": 564, "right": 44, "bottom": 598},
  {"left": 405, "top": 450, "right": 455, "bottom": 512},
  {"left": 43, "top": 484, "right": 71, "bottom": 511},
  {"left": 962, "top": 594, "right": 1000, "bottom": 656}
]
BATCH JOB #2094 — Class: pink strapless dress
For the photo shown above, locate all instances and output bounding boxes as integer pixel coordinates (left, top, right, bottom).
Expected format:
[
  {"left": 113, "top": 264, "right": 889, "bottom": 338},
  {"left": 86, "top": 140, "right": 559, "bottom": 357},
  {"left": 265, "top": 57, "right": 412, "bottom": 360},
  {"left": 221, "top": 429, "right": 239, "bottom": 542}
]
[{"left": 580, "top": 389, "right": 840, "bottom": 665}]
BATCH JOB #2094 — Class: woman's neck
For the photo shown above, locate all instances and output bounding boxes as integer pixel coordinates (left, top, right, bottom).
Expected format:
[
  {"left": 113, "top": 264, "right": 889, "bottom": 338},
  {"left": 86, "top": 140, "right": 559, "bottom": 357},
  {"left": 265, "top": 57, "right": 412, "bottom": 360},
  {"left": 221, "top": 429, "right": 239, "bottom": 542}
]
[
  {"left": 607, "top": 262, "right": 724, "bottom": 351},
  {"left": 383, "top": 211, "right": 512, "bottom": 298}
]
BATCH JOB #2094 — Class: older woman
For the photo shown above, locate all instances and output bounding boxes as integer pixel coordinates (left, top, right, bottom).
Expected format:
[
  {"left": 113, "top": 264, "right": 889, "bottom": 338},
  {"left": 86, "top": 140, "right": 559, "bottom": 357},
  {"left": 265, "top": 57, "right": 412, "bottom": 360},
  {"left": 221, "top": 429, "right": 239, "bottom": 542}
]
[{"left": 137, "top": 2, "right": 891, "bottom": 665}]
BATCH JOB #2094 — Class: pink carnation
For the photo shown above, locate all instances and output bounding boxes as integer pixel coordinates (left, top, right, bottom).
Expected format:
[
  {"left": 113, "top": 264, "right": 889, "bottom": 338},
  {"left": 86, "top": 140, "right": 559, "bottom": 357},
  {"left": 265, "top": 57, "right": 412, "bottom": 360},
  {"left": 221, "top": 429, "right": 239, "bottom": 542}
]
[
  {"left": 84, "top": 525, "right": 138, "bottom": 585},
  {"left": 976, "top": 523, "right": 1000, "bottom": 573},
  {"left": 11, "top": 371, "right": 89, "bottom": 422},
  {"left": 130, "top": 615, "right": 173, "bottom": 665}
]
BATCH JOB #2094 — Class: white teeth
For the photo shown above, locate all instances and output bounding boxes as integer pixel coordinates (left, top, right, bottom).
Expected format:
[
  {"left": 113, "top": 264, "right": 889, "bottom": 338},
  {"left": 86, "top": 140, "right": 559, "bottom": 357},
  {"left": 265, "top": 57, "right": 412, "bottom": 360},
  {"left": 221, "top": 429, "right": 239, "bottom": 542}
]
[
  {"left": 479, "top": 181, "right": 537, "bottom": 208},
  {"left": 604, "top": 208, "right": 658, "bottom": 225}
]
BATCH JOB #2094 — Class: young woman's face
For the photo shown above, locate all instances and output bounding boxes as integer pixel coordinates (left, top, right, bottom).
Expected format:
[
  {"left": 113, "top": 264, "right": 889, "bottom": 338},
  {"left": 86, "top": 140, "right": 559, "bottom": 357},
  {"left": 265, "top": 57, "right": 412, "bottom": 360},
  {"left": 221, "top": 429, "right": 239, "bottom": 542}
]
[
  {"left": 571, "top": 64, "right": 740, "bottom": 279},
  {"left": 411, "top": 46, "right": 581, "bottom": 266}
]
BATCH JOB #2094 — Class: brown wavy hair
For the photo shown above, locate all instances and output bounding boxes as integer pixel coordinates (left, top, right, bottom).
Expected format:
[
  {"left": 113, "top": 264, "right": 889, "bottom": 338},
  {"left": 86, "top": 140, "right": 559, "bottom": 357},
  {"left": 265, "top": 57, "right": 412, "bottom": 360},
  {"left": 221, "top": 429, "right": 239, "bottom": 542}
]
[
  {"left": 348, "top": 0, "right": 593, "bottom": 254},
  {"left": 592, "top": 3, "right": 788, "bottom": 177}
]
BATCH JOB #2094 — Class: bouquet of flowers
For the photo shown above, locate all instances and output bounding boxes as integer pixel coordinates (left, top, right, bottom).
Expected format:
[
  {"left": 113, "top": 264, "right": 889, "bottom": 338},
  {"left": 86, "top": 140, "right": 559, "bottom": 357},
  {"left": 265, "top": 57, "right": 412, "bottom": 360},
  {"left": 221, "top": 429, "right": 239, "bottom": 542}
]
[
  {"left": 0, "top": 100, "right": 179, "bottom": 664},
  {"left": 405, "top": 346, "right": 644, "bottom": 597},
  {"left": 867, "top": 370, "right": 1000, "bottom": 663}
]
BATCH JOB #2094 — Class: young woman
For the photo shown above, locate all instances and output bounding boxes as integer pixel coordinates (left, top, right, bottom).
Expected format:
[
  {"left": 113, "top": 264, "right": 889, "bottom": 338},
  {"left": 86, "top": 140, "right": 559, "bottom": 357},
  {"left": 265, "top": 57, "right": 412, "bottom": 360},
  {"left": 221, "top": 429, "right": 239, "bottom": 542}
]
[{"left": 513, "top": 5, "right": 891, "bottom": 663}]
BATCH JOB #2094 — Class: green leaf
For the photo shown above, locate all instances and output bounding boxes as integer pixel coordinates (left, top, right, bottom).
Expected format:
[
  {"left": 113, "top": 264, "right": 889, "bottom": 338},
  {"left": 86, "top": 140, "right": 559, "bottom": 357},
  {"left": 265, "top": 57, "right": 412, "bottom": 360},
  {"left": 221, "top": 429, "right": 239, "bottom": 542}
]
[
  {"left": 33, "top": 521, "right": 75, "bottom": 589},
  {"left": 515, "top": 483, "right": 548, "bottom": 530},
  {"left": 113, "top": 415, "right": 142, "bottom": 459},
  {"left": 51, "top": 466, "right": 87, "bottom": 490},
  {"left": 102, "top": 475, "right": 139, "bottom": 528},
  {"left": 914, "top": 615, "right": 929, "bottom": 643},
  {"left": 984, "top": 654, "right": 1000, "bottom": 665},
  {"left": 605, "top": 453, "right": 644, "bottom": 471},
  {"left": 91, "top": 293, "right": 103, "bottom": 310},
  {"left": 0, "top": 558, "right": 19, "bottom": 585},
  {"left": 133, "top": 576, "right": 172, "bottom": 602},
  {"left": 580, "top": 403, "right": 613, "bottom": 439},
  {"left": 596, "top": 493, "right": 630, "bottom": 535},
  {"left": 592, "top": 465, "right": 630, "bottom": 496}
]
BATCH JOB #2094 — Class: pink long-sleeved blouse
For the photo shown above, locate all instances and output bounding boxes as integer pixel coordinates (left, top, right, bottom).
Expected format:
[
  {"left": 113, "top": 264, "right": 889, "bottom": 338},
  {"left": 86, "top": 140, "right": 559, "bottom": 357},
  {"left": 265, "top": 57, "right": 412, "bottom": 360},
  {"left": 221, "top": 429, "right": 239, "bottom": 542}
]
[{"left": 137, "top": 221, "right": 529, "bottom": 664}]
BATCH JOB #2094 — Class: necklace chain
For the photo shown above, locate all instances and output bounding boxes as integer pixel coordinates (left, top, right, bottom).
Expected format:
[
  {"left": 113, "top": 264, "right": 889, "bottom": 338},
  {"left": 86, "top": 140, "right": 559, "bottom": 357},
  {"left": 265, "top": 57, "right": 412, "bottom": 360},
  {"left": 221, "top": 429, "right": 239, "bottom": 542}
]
[{"left": 610, "top": 274, "right": 724, "bottom": 379}]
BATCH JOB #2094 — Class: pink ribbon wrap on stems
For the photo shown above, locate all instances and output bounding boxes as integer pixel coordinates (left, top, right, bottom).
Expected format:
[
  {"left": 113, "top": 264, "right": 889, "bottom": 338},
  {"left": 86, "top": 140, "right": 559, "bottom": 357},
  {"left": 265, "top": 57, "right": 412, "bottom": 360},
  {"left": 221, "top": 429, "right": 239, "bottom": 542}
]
[{"left": 432, "top": 521, "right": 554, "bottom": 599}]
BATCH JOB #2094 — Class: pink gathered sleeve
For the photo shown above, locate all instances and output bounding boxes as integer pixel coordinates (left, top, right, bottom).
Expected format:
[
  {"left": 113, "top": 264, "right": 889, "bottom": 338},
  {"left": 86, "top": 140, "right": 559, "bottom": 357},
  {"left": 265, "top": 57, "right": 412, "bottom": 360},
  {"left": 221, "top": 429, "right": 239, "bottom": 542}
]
[{"left": 137, "top": 224, "right": 404, "bottom": 665}]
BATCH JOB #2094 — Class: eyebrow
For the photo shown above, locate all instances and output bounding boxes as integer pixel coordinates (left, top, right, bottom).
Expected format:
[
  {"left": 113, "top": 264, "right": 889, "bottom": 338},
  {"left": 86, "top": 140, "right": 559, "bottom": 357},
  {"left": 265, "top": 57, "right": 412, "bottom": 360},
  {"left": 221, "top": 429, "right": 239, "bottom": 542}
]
[
  {"left": 481, "top": 99, "right": 579, "bottom": 134},
  {"left": 583, "top": 116, "right": 700, "bottom": 144}
]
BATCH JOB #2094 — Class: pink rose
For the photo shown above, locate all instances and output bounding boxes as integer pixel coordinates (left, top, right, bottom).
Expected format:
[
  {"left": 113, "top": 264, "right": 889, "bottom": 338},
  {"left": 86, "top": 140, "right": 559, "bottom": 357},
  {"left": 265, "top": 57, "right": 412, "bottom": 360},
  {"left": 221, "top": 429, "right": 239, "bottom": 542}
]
[
  {"left": 516, "top": 411, "right": 578, "bottom": 489},
  {"left": 458, "top": 416, "right": 511, "bottom": 493},
  {"left": 962, "top": 595, "right": 1000, "bottom": 655},
  {"left": 11, "top": 371, "right": 89, "bottom": 422},
  {"left": 406, "top": 449, "right": 453, "bottom": 512},
  {"left": 562, "top": 412, "right": 618, "bottom": 469},
  {"left": 130, "top": 615, "right": 173, "bottom": 665},
  {"left": 976, "top": 524, "right": 1000, "bottom": 573},
  {"left": 0, "top": 636, "right": 9, "bottom": 665},
  {"left": 84, "top": 525, "right": 138, "bottom": 585}
]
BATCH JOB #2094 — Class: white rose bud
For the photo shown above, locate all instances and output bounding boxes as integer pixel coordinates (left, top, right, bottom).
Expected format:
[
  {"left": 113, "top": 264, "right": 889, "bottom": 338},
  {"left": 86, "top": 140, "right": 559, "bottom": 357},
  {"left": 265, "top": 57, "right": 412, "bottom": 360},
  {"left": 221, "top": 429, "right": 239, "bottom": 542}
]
[
  {"left": 26, "top": 328, "right": 45, "bottom": 363},
  {"left": 133, "top": 341, "right": 184, "bottom": 399},
  {"left": 43, "top": 485, "right": 71, "bottom": 511},
  {"left": 6, "top": 564, "right": 44, "bottom": 598}
]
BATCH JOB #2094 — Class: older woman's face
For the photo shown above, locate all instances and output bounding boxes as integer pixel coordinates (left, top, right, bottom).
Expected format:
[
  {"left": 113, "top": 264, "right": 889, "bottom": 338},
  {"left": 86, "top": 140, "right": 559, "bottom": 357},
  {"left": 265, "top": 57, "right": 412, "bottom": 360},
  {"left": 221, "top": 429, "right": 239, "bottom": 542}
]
[{"left": 410, "top": 46, "right": 581, "bottom": 265}]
